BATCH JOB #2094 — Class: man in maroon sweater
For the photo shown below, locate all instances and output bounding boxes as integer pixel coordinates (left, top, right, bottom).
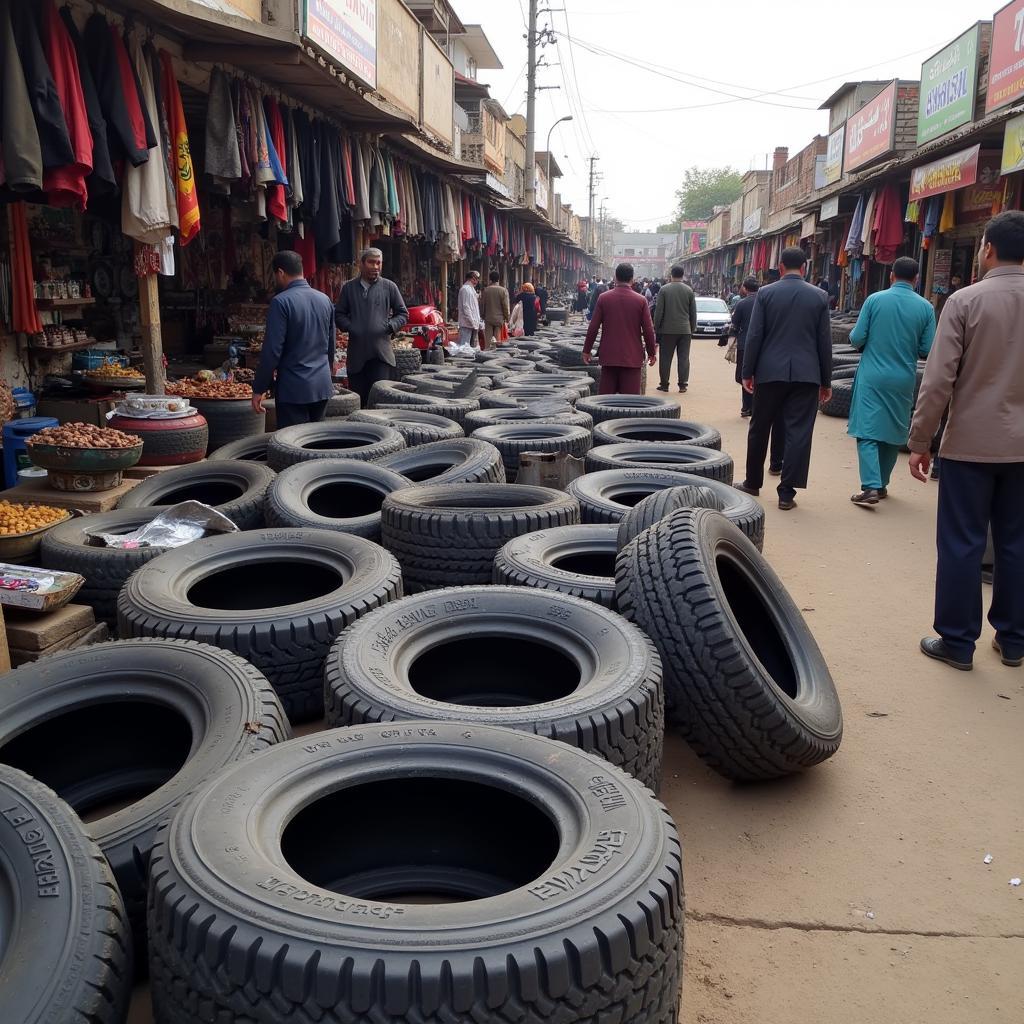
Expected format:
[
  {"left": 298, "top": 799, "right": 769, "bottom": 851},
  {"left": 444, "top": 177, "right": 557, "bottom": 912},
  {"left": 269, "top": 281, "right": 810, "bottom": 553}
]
[{"left": 583, "top": 263, "right": 658, "bottom": 394}]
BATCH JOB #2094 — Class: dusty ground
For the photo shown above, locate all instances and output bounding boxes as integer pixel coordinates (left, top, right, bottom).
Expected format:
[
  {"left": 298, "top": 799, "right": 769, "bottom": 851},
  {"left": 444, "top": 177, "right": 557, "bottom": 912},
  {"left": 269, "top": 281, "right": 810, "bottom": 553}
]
[{"left": 129, "top": 339, "right": 1023, "bottom": 1023}]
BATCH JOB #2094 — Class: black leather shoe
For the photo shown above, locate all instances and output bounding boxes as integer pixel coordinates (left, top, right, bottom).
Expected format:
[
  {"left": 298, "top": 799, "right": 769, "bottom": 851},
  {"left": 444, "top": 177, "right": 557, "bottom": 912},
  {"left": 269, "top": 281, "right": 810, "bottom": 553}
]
[
  {"left": 679, "top": 384, "right": 688, "bottom": 393},
  {"left": 768, "top": 466, "right": 782, "bottom": 476},
  {"left": 656, "top": 384, "right": 669, "bottom": 392},
  {"left": 992, "top": 639, "right": 1024, "bottom": 667},
  {"left": 877, "top": 487, "right": 888, "bottom": 499},
  {"left": 734, "top": 481, "right": 760, "bottom": 497},
  {"left": 851, "top": 489, "right": 881, "bottom": 506},
  {"left": 920, "top": 637, "right": 972, "bottom": 670},
  {"left": 740, "top": 410, "right": 751, "bottom": 418},
  {"left": 778, "top": 498, "right": 797, "bottom": 511}
]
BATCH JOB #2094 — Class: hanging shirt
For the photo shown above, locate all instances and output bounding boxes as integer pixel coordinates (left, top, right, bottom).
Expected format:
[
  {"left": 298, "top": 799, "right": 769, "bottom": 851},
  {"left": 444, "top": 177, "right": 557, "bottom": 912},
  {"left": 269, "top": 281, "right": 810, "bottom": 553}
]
[
  {"left": 159, "top": 52, "right": 199, "bottom": 245},
  {"left": 0, "top": 0, "right": 43, "bottom": 191},
  {"left": 204, "top": 67, "right": 241, "bottom": 189}
]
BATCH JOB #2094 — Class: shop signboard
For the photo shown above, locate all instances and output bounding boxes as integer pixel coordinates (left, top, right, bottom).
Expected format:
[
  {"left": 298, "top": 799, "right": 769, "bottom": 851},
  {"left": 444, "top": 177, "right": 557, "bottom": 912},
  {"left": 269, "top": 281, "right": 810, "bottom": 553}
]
[
  {"left": 1001, "top": 110, "right": 1024, "bottom": 174},
  {"left": 844, "top": 81, "right": 897, "bottom": 172},
  {"left": 742, "top": 207, "right": 763, "bottom": 235},
  {"left": 958, "top": 150, "right": 1003, "bottom": 222},
  {"left": 917, "top": 24, "right": 981, "bottom": 145},
  {"left": 986, "top": 0, "right": 1024, "bottom": 113},
  {"left": 823, "top": 126, "right": 844, "bottom": 185},
  {"left": 800, "top": 213, "right": 817, "bottom": 239},
  {"left": 535, "top": 165, "right": 550, "bottom": 213},
  {"left": 376, "top": 0, "right": 420, "bottom": 120},
  {"left": 820, "top": 196, "right": 840, "bottom": 221},
  {"left": 909, "top": 144, "right": 981, "bottom": 201},
  {"left": 303, "top": 0, "right": 377, "bottom": 91},
  {"left": 422, "top": 33, "right": 454, "bottom": 145}
]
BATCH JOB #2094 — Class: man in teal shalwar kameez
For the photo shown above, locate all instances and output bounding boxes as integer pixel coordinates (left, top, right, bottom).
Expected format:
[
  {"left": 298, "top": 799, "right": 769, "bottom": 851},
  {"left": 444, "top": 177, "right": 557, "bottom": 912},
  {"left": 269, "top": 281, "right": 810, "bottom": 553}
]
[{"left": 848, "top": 257, "right": 936, "bottom": 505}]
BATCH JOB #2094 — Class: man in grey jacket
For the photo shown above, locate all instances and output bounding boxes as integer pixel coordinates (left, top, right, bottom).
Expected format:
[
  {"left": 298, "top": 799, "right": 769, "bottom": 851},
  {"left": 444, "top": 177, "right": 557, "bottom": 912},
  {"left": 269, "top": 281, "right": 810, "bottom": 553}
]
[
  {"left": 653, "top": 265, "right": 698, "bottom": 393},
  {"left": 909, "top": 211, "right": 1024, "bottom": 671},
  {"left": 335, "top": 248, "right": 409, "bottom": 407}
]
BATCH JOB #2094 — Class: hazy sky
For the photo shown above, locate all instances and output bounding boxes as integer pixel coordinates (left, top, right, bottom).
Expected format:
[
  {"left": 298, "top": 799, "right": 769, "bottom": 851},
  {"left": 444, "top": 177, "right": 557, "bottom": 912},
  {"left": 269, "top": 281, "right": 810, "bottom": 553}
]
[{"left": 451, "top": 0, "right": 1005, "bottom": 228}]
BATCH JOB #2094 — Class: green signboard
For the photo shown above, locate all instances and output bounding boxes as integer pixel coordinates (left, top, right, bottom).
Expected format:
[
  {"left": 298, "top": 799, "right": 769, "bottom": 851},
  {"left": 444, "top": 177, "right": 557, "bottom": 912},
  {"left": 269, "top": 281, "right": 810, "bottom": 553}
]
[{"left": 917, "top": 24, "right": 981, "bottom": 146}]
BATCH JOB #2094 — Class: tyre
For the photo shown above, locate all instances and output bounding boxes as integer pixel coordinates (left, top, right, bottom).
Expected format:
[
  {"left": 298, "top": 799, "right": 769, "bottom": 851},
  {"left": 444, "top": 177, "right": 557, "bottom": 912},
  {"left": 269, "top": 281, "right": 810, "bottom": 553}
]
[
  {"left": 381, "top": 483, "right": 579, "bottom": 590},
  {"left": 367, "top": 379, "right": 432, "bottom": 406},
  {"left": 831, "top": 366, "right": 858, "bottom": 381},
  {"left": 375, "top": 437, "right": 506, "bottom": 484},
  {"left": 207, "top": 432, "right": 272, "bottom": 462},
  {"left": 394, "top": 347, "right": 422, "bottom": 378},
  {"left": 267, "top": 421, "right": 405, "bottom": 471},
  {"left": 616, "top": 508, "right": 843, "bottom": 780},
  {"left": 264, "top": 459, "right": 411, "bottom": 539},
  {"left": 327, "top": 387, "right": 361, "bottom": 417},
  {"left": 479, "top": 386, "right": 582, "bottom": 409},
  {"left": 507, "top": 370, "right": 596, "bottom": 394},
  {"left": 494, "top": 523, "right": 619, "bottom": 607},
  {"left": 348, "top": 408, "right": 463, "bottom": 447},
  {"left": 0, "top": 765, "right": 132, "bottom": 1023},
  {"left": 326, "top": 586, "right": 663, "bottom": 786},
  {"left": 616, "top": 477, "right": 766, "bottom": 552},
  {"left": 117, "top": 459, "right": 276, "bottom": 529},
  {"left": 108, "top": 412, "right": 208, "bottom": 466},
  {"left": 0, "top": 639, "right": 288, "bottom": 950},
  {"left": 118, "top": 530, "right": 402, "bottom": 721},
  {"left": 470, "top": 422, "right": 592, "bottom": 480},
  {"left": 369, "top": 388, "right": 482, "bottom": 424},
  {"left": 577, "top": 393, "right": 680, "bottom": 424},
  {"left": 464, "top": 405, "right": 594, "bottom": 432},
  {"left": 40, "top": 507, "right": 177, "bottom": 625},
  {"left": 820, "top": 379, "right": 853, "bottom": 417},
  {"left": 193, "top": 397, "right": 266, "bottom": 454},
  {"left": 147, "top": 723, "right": 683, "bottom": 1024},
  {"left": 568, "top": 468, "right": 688, "bottom": 524},
  {"left": 594, "top": 417, "right": 721, "bottom": 450},
  {"left": 585, "top": 443, "right": 735, "bottom": 483}
]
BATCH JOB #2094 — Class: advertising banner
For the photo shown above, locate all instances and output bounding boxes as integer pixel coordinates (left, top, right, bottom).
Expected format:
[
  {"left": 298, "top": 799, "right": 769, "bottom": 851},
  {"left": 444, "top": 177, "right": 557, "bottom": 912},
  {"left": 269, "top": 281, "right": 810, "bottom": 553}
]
[
  {"left": 1001, "top": 110, "right": 1024, "bottom": 174},
  {"left": 303, "top": 0, "right": 377, "bottom": 90},
  {"left": 958, "top": 150, "right": 1003, "bottom": 222},
  {"left": 917, "top": 24, "right": 981, "bottom": 145},
  {"left": 987, "top": 0, "right": 1024, "bottom": 113},
  {"left": 845, "top": 81, "right": 897, "bottom": 172},
  {"left": 820, "top": 196, "right": 840, "bottom": 220},
  {"left": 908, "top": 144, "right": 981, "bottom": 202},
  {"left": 823, "top": 126, "right": 844, "bottom": 185}
]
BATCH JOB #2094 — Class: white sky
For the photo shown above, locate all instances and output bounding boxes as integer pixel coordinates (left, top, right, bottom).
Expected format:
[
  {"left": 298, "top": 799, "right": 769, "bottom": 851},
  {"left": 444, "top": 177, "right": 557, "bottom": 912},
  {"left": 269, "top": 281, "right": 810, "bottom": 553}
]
[{"left": 451, "top": 0, "right": 1004, "bottom": 228}]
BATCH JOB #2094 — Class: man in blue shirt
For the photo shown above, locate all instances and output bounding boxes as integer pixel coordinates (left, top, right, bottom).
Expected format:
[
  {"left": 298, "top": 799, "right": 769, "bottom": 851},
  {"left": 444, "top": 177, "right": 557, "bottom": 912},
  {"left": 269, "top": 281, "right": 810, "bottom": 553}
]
[
  {"left": 252, "top": 251, "right": 335, "bottom": 428},
  {"left": 848, "top": 257, "right": 936, "bottom": 506}
]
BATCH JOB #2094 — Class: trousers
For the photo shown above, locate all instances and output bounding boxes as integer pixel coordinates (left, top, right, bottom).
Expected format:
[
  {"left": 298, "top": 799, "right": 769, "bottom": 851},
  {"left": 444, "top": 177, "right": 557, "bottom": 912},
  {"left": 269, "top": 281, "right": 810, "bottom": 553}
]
[
  {"left": 275, "top": 399, "right": 328, "bottom": 428},
  {"left": 347, "top": 358, "right": 394, "bottom": 408},
  {"left": 744, "top": 381, "right": 819, "bottom": 501},
  {"left": 598, "top": 365, "right": 642, "bottom": 395},
  {"left": 856, "top": 438, "right": 900, "bottom": 490},
  {"left": 934, "top": 458, "right": 1024, "bottom": 660},
  {"left": 484, "top": 321, "right": 504, "bottom": 347},
  {"left": 658, "top": 334, "right": 691, "bottom": 387}
]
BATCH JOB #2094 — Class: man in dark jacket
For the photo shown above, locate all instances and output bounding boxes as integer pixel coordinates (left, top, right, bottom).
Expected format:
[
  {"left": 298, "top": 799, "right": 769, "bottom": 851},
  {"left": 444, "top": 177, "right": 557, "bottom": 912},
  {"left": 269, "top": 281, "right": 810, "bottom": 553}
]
[
  {"left": 736, "top": 247, "right": 832, "bottom": 510},
  {"left": 335, "top": 247, "right": 409, "bottom": 406},
  {"left": 252, "top": 251, "right": 335, "bottom": 428}
]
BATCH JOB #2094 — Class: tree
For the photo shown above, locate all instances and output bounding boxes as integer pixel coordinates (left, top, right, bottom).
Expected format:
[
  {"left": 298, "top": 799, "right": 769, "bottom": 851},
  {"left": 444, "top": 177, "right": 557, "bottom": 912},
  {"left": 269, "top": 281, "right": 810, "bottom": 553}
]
[
  {"left": 674, "top": 167, "right": 743, "bottom": 222},
  {"left": 656, "top": 221, "right": 680, "bottom": 234}
]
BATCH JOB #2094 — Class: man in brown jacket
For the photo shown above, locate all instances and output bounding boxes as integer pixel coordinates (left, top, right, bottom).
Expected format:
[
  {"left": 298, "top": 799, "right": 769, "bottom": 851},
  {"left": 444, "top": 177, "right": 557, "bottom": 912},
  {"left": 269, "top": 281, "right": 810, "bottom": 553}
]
[
  {"left": 909, "top": 211, "right": 1024, "bottom": 671},
  {"left": 480, "top": 271, "right": 510, "bottom": 350}
]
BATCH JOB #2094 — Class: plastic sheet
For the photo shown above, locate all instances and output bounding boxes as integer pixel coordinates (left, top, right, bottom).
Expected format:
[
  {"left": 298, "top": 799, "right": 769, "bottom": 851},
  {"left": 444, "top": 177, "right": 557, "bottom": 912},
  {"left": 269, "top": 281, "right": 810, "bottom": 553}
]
[{"left": 96, "top": 501, "right": 238, "bottom": 549}]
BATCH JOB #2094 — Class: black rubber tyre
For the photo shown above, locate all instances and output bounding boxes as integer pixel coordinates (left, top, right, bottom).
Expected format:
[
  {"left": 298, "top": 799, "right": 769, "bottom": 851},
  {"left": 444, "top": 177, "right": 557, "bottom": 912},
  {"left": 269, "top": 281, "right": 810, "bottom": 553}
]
[
  {"left": 616, "top": 508, "right": 843, "bottom": 781},
  {"left": 470, "top": 422, "right": 592, "bottom": 480},
  {"left": 40, "top": 507, "right": 174, "bottom": 625},
  {"left": 616, "top": 476, "right": 766, "bottom": 552},
  {"left": 381, "top": 483, "right": 580, "bottom": 591},
  {"left": 577, "top": 393, "right": 681, "bottom": 424},
  {"left": 394, "top": 347, "right": 422, "bottom": 378},
  {"left": 118, "top": 530, "right": 402, "bottom": 722},
  {"left": 480, "top": 385, "right": 584, "bottom": 408},
  {"left": 267, "top": 421, "right": 405, "bottom": 471},
  {"left": 147, "top": 723, "right": 682, "bottom": 1024},
  {"left": 348, "top": 408, "right": 463, "bottom": 447},
  {"left": 206, "top": 432, "right": 272, "bottom": 462},
  {"left": 594, "top": 417, "right": 722, "bottom": 450},
  {"left": 375, "top": 437, "right": 506, "bottom": 484},
  {"left": 264, "top": 459, "right": 411, "bottom": 540},
  {"left": 585, "top": 442, "right": 735, "bottom": 483},
  {"left": 327, "top": 387, "right": 361, "bottom": 417},
  {"left": 568, "top": 468, "right": 689, "bottom": 524},
  {"left": 0, "top": 639, "right": 288, "bottom": 954},
  {"left": 820, "top": 379, "right": 853, "bottom": 417},
  {"left": 506, "top": 370, "right": 596, "bottom": 394},
  {"left": 193, "top": 397, "right": 266, "bottom": 454},
  {"left": 366, "top": 379, "right": 434, "bottom": 406},
  {"left": 326, "top": 586, "right": 663, "bottom": 787},
  {"left": 117, "top": 459, "right": 276, "bottom": 529},
  {"left": 553, "top": 340, "right": 587, "bottom": 365},
  {"left": 831, "top": 366, "right": 859, "bottom": 382},
  {"left": 464, "top": 405, "right": 594, "bottom": 432},
  {"left": 494, "top": 523, "right": 619, "bottom": 608},
  {"left": 0, "top": 765, "right": 133, "bottom": 1022}
]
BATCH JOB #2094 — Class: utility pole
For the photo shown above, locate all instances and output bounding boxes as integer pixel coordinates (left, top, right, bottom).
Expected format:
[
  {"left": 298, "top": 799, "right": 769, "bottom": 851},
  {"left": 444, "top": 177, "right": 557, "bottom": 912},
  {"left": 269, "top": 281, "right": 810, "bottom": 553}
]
[
  {"left": 587, "top": 156, "right": 598, "bottom": 252},
  {"left": 524, "top": 0, "right": 539, "bottom": 211}
]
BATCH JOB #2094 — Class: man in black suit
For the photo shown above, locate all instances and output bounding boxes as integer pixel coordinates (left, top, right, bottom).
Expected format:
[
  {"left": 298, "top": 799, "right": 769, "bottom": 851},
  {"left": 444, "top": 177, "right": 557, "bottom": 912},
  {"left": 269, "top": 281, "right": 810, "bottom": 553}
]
[{"left": 736, "top": 247, "right": 832, "bottom": 510}]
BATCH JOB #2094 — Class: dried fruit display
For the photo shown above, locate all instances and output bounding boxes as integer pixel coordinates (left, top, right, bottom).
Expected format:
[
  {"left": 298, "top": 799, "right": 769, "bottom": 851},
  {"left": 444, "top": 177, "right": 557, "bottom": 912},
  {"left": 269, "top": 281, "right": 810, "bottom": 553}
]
[{"left": 28, "top": 423, "right": 142, "bottom": 449}]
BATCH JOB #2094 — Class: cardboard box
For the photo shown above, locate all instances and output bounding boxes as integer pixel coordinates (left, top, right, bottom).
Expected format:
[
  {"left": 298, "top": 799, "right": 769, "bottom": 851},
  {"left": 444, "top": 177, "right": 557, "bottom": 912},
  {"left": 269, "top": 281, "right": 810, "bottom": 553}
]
[{"left": 0, "top": 563, "right": 83, "bottom": 612}]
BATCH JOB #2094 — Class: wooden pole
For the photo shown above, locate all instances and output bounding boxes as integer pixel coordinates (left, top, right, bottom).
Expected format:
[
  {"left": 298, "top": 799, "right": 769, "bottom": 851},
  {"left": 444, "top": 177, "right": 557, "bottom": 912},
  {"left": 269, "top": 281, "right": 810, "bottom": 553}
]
[{"left": 136, "top": 258, "right": 166, "bottom": 394}]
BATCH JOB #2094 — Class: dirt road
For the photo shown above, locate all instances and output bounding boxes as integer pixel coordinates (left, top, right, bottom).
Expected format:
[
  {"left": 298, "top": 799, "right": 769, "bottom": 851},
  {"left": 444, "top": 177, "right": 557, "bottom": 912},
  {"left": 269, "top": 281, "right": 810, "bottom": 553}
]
[{"left": 668, "top": 341, "right": 1024, "bottom": 1024}]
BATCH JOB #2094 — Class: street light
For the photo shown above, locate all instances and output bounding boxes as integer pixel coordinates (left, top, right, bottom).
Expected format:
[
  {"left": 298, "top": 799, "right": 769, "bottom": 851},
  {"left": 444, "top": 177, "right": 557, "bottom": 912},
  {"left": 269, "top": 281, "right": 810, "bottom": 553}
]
[{"left": 545, "top": 116, "right": 573, "bottom": 204}]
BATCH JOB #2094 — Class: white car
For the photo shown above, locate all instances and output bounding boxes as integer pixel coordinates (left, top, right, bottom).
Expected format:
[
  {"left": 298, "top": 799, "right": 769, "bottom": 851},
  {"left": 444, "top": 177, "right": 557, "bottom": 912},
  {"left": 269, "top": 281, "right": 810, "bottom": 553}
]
[{"left": 694, "top": 298, "right": 732, "bottom": 339}]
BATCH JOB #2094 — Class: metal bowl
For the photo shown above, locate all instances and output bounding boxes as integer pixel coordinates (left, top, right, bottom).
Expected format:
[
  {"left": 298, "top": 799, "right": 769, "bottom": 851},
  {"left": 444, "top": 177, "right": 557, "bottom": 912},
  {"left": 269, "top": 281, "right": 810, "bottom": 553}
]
[
  {"left": 0, "top": 511, "right": 72, "bottom": 561},
  {"left": 84, "top": 375, "right": 147, "bottom": 393},
  {"left": 28, "top": 442, "right": 144, "bottom": 473}
]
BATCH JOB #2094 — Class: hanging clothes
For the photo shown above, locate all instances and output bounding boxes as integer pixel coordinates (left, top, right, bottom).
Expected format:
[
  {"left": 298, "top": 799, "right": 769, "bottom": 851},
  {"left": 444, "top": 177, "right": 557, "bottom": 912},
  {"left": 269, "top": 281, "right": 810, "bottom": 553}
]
[
  {"left": 845, "top": 195, "right": 866, "bottom": 257},
  {"left": 314, "top": 120, "right": 341, "bottom": 257},
  {"left": 0, "top": 0, "right": 42, "bottom": 191},
  {"left": 159, "top": 52, "right": 199, "bottom": 245},
  {"left": 871, "top": 183, "right": 904, "bottom": 265},
  {"left": 204, "top": 67, "right": 241, "bottom": 191},
  {"left": 292, "top": 109, "right": 317, "bottom": 221},
  {"left": 263, "top": 97, "right": 288, "bottom": 226},
  {"left": 352, "top": 138, "right": 370, "bottom": 221},
  {"left": 938, "top": 190, "right": 957, "bottom": 233},
  {"left": 9, "top": 203, "right": 41, "bottom": 334},
  {"left": 860, "top": 190, "right": 877, "bottom": 258},
  {"left": 148, "top": 46, "right": 177, "bottom": 239},
  {"left": 284, "top": 106, "right": 303, "bottom": 222},
  {"left": 369, "top": 146, "right": 387, "bottom": 227}
]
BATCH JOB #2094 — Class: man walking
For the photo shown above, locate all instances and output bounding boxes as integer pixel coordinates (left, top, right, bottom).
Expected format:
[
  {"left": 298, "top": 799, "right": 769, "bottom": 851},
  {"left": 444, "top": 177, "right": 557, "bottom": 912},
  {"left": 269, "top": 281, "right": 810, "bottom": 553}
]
[
  {"left": 654, "top": 265, "right": 698, "bottom": 393},
  {"left": 334, "top": 247, "right": 409, "bottom": 407},
  {"left": 848, "top": 257, "right": 935, "bottom": 506},
  {"left": 583, "top": 263, "right": 657, "bottom": 394},
  {"left": 736, "top": 247, "right": 831, "bottom": 510},
  {"left": 480, "top": 271, "right": 510, "bottom": 349},
  {"left": 253, "top": 251, "right": 335, "bottom": 428},
  {"left": 587, "top": 277, "right": 607, "bottom": 321},
  {"left": 908, "top": 211, "right": 1024, "bottom": 671},
  {"left": 458, "top": 270, "right": 484, "bottom": 347}
]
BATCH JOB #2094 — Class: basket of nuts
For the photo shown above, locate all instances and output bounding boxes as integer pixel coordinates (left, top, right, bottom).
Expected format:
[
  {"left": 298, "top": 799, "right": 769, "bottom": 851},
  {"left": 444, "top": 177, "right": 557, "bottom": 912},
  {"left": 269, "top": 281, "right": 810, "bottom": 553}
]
[
  {"left": 84, "top": 362, "right": 146, "bottom": 392},
  {"left": 0, "top": 500, "right": 72, "bottom": 560},
  {"left": 28, "top": 423, "right": 143, "bottom": 492}
]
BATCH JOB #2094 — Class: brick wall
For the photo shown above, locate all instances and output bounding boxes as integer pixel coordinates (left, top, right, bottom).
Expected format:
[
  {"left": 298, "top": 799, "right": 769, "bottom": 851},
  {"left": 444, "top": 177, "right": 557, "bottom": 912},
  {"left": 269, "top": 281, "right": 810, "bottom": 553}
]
[
  {"left": 895, "top": 84, "right": 921, "bottom": 155},
  {"left": 769, "top": 136, "right": 827, "bottom": 215}
]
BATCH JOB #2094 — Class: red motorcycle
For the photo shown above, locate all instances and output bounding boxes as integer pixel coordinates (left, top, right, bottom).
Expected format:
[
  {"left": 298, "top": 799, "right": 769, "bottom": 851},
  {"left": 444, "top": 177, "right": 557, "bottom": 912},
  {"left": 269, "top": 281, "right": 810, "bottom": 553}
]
[{"left": 404, "top": 305, "right": 446, "bottom": 350}]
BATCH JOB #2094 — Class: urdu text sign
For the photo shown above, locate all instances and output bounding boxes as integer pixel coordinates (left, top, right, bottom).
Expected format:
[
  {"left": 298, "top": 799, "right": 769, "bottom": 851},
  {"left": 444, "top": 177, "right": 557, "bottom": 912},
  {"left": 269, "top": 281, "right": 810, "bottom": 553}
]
[
  {"left": 917, "top": 24, "right": 981, "bottom": 145},
  {"left": 987, "top": 0, "right": 1024, "bottom": 112},
  {"left": 908, "top": 145, "right": 981, "bottom": 202},
  {"left": 845, "top": 81, "right": 897, "bottom": 172},
  {"left": 304, "top": 0, "right": 377, "bottom": 91}
]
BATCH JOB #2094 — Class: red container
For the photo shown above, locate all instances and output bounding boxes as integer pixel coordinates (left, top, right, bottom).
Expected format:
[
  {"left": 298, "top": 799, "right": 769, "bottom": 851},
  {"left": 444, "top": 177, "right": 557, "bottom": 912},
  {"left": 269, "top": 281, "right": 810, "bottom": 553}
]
[{"left": 108, "top": 413, "right": 208, "bottom": 466}]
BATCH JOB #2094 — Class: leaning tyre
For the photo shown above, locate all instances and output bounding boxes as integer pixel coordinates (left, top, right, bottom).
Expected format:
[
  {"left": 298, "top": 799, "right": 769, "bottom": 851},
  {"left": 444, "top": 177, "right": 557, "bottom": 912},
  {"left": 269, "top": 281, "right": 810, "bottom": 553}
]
[
  {"left": 577, "top": 393, "right": 680, "bottom": 424},
  {"left": 568, "top": 468, "right": 687, "bottom": 524},
  {"left": 464, "top": 405, "right": 594, "bottom": 432},
  {"left": 470, "top": 422, "right": 592, "bottom": 480},
  {"left": 348, "top": 408, "right": 463, "bottom": 447},
  {"left": 494, "top": 523, "right": 619, "bottom": 607},
  {"left": 0, "top": 639, "right": 289, "bottom": 953},
  {"left": 375, "top": 437, "right": 506, "bottom": 484},
  {"left": 394, "top": 347, "right": 422, "bottom": 378},
  {"left": 117, "top": 459, "right": 275, "bottom": 529},
  {"left": 326, "top": 586, "right": 663, "bottom": 787},
  {"left": 118, "top": 530, "right": 402, "bottom": 722},
  {"left": 381, "top": 483, "right": 579, "bottom": 590},
  {"left": 327, "top": 386, "right": 361, "bottom": 417},
  {"left": 207, "top": 432, "right": 272, "bottom": 462},
  {"left": 0, "top": 765, "right": 133, "bottom": 1022},
  {"left": 267, "top": 421, "right": 405, "bottom": 471},
  {"left": 585, "top": 442, "right": 735, "bottom": 483},
  {"left": 616, "top": 508, "right": 843, "bottom": 780},
  {"left": 264, "top": 459, "right": 411, "bottom": 539},
  {"left": 193, "top": 396, "right": 265, "bottom": 453},
  {"left": 147, "top": 724, "right": 683, "bottom": 1024},
  {"left": 820, "top": 379, "right": 853, "bottom": 417},
  {"left": 594, "top": 417, "right": 721, "bottom": 450},
  {"left": 480, "top": 385, "right": 584, "bottom": 408}
]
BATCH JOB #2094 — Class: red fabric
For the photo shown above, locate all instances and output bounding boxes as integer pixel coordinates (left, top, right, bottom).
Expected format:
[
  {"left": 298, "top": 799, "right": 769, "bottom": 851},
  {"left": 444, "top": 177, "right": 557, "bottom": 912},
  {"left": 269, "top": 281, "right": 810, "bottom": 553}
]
[
  {"left": 872, "top": 183, "right": 905, "bottom": 265},
  {"left": 110, "top": 25, "right": 148, "bottom": 155},
  {"left": 42, "top": 1, "right": 92, "bottom": 210},
  {"left": 462, "top": 194, "right": 472, "bottom": 242},
  {"left": 598, "top": 365, "right": 642, "bottom": 395},
  {"left": 9, "top": 204, "right": 42, "bottom": 335},
  {"left": 159, "top": 52, "right": 200, "bottom": 245},
  {"left": 341, "top": 132, "right": 355, "bottom": 206},
  {"left": 264, "top": 98, "right": 287, "bottom": 225},
  {"left": 293, "top": 230, "right": 317, "bottom": 278},
  {"left": 584, "top": 283, "right": 657, "bottom": 368}
]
